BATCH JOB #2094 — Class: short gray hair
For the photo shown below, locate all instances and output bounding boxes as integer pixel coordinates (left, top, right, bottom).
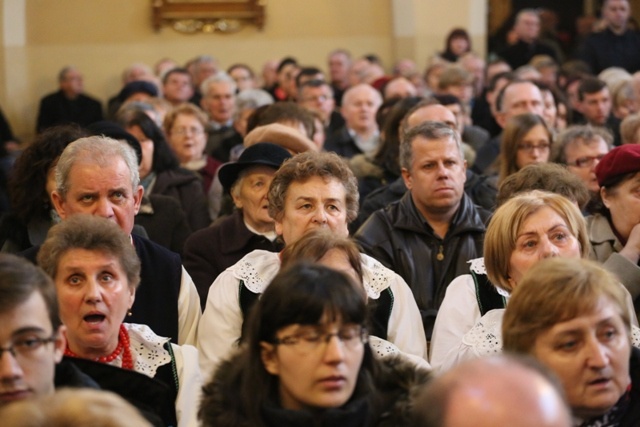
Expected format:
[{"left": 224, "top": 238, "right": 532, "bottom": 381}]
[
  {"left": 200, "top": 72, "right": 237, "bottom": 98},
  {"left": 234, "top": 89, "right": 274, "bottom": 121},
  {"left": 55, "top": 136, "right": 140, "bottom": 199},
  {"left": 399, "top": 121, "right": 463, "bottom": 170},
  {"left": 551, "top": 125, "right": 613, "bottom": 164}
]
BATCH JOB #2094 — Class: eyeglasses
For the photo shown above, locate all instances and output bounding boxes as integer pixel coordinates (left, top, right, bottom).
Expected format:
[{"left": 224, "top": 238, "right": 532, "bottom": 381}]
[
  {"left": 272, "top": 325, "right": 368, "bottom": 354},
  {"left": 567, "top": 154, "right": 606, "bottom": 168},
  {"left": 302, "top": 95, "right": 330, "bottom": 103},
  {"left": 172, "top": 127, "right": 204, "bottom": 136},
  {"left": 0, "top": 336, "right": 57, "bottom": 361},
  {"left": 517, "top": 143, "right": 550, "bottom": 153}
]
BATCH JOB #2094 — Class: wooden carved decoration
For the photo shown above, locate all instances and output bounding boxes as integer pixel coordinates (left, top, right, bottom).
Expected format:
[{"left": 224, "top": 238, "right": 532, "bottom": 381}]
[{"left": 152, "top": 0, "right": 266, "bottom": 34}]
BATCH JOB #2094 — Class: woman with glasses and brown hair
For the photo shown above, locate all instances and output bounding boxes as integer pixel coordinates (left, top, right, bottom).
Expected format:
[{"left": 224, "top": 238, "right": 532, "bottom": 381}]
[
  {"left": 495, "top": 113, "right": 552, "bottom": 186},
  {"left": 199, "top": 262, "right": 430, "bottom": 427}
]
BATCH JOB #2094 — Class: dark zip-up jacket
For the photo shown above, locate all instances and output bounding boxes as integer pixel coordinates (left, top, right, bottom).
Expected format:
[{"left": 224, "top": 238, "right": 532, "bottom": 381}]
[{"left": 355, "top": 192, "right": 490, "bottom": 338}]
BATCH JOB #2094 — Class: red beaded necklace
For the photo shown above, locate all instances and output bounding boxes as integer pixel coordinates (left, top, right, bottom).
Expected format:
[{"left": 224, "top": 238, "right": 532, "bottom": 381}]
[{"left": 64, "top": 324, "right": 134, "bottom": 370}]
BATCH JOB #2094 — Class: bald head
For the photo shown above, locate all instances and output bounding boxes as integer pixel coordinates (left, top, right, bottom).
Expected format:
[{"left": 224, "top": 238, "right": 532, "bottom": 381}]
[
  {"left": 405, "top": 104, "right": 457, "bottom": 132},
  {"left": 413, "top": 355, "right": 571, "bottom": 427},
  {"left": 384, "top": 77, "right": 417, "bottom": 100},
  {"left": 496, "top": 81, "right": 544, "bottom": 128},
  {"left": 341, "top": 84, "right": 382, "bottom": 134}
]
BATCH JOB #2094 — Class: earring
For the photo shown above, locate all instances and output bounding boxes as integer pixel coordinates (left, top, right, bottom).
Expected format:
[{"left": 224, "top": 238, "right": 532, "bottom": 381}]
[{"left": 127, "top": 309, "right": 133, "bottom": 317}]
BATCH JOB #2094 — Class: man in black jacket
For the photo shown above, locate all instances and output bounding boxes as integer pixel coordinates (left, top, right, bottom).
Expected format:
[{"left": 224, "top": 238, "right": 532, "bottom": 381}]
[
  {"left": 580, "top": 0, "right": 640, "bottom": 74},
  {"left": 36, "top": 66, "right": 103, "bottom": 133},
  {"left": 355, "top": 121, "right": 489, "bottom": 338},
  {"left": 499, "top": 9, "right": 558, "bottom": 69}
]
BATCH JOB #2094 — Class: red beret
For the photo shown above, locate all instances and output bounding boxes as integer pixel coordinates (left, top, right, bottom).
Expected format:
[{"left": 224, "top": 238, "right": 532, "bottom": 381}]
[{"left": 595, "top": 144, "right": 640, "bottom": 187}]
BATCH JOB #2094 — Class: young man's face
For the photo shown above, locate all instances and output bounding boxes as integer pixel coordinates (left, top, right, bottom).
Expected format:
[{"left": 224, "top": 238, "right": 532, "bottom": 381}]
[
  {"left": 603, "top": 0, "right": 630, "bottom": 32},
  {"left": 0, "top": 291, "right": 65, "bottom": 405},
  {"left": 580, "top": 89, "right": 612, "bottom": 126}
]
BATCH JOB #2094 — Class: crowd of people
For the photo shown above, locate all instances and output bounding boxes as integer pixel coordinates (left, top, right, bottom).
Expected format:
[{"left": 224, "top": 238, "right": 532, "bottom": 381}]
[{"left": 1, "top": 0, "right": 640, "bottom": 426}]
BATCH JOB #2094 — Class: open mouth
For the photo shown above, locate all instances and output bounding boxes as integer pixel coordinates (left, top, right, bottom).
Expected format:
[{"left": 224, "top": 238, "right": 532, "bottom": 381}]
[{"left": 84, "top": 314, "right": 106, "bottom": 323}]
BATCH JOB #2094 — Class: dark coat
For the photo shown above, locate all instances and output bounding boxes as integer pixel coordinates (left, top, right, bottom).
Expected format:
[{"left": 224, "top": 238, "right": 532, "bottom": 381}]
[
  {"left": 183, "top": 209, "right": 282, "bottom": 308},
  {"left": 198, "top": 351, "right": 431, "bottom": 427},
  {"left": 350, "top": 176, "right": 407, "bottom": 234},
  {"left": 350, "top": 171, "right": 496, "bottom": 234},
  {"left": 355, "top": 192, "right": 489, "bottom": 338},
  {"left": 54, "top": 358, "right": 166, "bottom": 427},
  {"left": 64, "top": 356, "right": 176, "bottom": 427},
  {"left": 36, "top": 90, "right": 103, "bottom": 132},
  {"left": 620, "top": 347, "right": 640, "bottom": 426},
  {"left": 579, "top": 28, "right": 640, "bottom": 74},
  {"left": 153, "top": 168, "right": 211, "bottom": 231},
  {"left": 199, "top": 155, "right": 222, "bottom": 195},
  {"left": 499, "top": 39, "right": 558, "bottom": 69},
  {"left": 134, "top": 193, "right": 192, "bottom": 256},
  {"left": 348, "top": 153, "right": 399, "bottom": 206},
  {"left": 207, "top": 127, "right": 242, "bottom": 162},
  {"left": 0, "top": 106, "right": 14, "bottom": 144},
  {"left": 324, "top": 126, "right": 363, "bottom": 159},
  {"left": 472, "top": 133, "right": 501, "bottom": 175}
]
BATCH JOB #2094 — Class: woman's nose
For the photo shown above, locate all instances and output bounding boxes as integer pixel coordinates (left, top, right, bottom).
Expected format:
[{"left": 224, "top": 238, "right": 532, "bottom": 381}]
[{"left": 540, "top": 238, "right": 559, "bottom": 258}]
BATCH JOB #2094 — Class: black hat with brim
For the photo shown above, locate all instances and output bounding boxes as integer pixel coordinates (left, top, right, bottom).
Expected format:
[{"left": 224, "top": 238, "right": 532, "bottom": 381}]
[{"left": 218, "top": 142, "right": 292, "bottom": 193}]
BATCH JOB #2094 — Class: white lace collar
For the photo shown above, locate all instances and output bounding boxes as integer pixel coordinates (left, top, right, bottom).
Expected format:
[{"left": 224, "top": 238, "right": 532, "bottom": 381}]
[
  {"left": 232, "top": 250, "right": 281, "bottom": 293},
  {"left": 360, "top": 253, "right": 396, "bottom": 298},
  {"left": 231, "top": 250, "right": 393, "bottom": 299},
  {"left": 468, "top": 257, "right": 510, "bottom": 299},
  {"left": 125, "top": 323, "right": 171, "bottom": 378}
]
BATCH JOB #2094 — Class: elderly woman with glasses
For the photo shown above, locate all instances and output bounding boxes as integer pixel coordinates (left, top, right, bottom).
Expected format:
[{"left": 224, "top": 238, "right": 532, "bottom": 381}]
[
  {"left": 503, "top": 258, "right": 640, "bottom": 426},
  {"left": 199, "top": 263, "right": 430, "bottom": 427},
  {"left": 38, "top": 214, "right": 201, "bottom": 427},
  {"left": 164, "top": 103, "right": 222, "bottom": 196}
]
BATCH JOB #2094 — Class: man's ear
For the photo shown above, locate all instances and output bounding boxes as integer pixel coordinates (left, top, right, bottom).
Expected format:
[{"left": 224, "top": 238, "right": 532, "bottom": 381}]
[
  {"left": 260, "top": 342, "right": 280, "bottom": 375},
  {"left": 132, "top": 185, "right": 144, "bottom": 215},
  {"left": 401, "top": 167, "right": 412, "bottom": 191},
  {"left": 51, "top": 191, "right": 68, "bottom": 220},
  {"left": 496, "top": 111, "right": 508, "bottom": 129},
  {"left": 53, "top": 325, "right": 67, "bottom": 363},
  {"left": 462, "top": 159, "right": 468, "bottom": 182}
]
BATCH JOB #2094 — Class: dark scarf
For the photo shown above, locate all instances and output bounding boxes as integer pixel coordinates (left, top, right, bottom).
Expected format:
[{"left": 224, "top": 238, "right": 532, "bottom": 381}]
[
  {"left": 261, "top": 395, "right": 372, "bottom": 427},
  {"left": 579, "top": 384, "right": 631, "bottom": 427}
]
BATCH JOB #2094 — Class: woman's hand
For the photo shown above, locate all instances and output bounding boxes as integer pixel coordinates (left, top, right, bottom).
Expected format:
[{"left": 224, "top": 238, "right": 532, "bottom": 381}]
[{"left": 619, "top": 223, "right": 640, "bottom": 265}]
